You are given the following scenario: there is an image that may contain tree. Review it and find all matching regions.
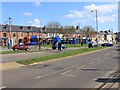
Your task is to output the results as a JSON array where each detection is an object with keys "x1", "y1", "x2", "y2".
[
  {"x1": 63, "y1": 25, "x2": 76, "y2": 34},
  {"x1": 82, "y1": 25, "x2": 95, "y2": 36},
  {"x1": 46, "y1": 21, "x2": 61, "y2": 33}
]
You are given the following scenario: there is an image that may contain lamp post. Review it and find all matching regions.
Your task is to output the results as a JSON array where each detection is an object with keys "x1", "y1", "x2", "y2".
[
  {"x1": 38, "y1": 28, "x2": 41, "y2": 51},
  {"x1": 91, "y1": 9, "x2": 99, "y2": 45},
  {"x1": 8, "y1": 17, "x2": 12, "y2": 49}
]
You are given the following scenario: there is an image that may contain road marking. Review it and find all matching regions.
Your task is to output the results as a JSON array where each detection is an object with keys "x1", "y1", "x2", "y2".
[
  {"x1": 34, "y1": 71, "x2": 60, "y2": 79},
  {"x1": 77, "y1": 65, "x2": 86, "y2": 69},
  {"x1": 95, "y1": 83, "x2": 104, "y2": 88},
  {"x1": 0, "y1": 86, "x2": 6, "y2": 89},
  {"x1": 89, "y1": 62, "x2": 95, "y2": 64},
  {"x1": 75, "y1": 65, "x2": 79, "y2": 67},
  {"x1": 94, "y1": 57, "x2": 101, "y2": 60},
  {"x1": 61, "y1": 70, "x2": 72, "y2": 74},
  {"x1": 113, "y1": 51, "x2": 116, "y2": 52},
  {"x1": 60, "y1": 70, "x2": 76, "y2": 77},
  {"x1": 34, "y1": 65, "x2": 78, "y2": 79},
  {"x1": 97, "y1": 59, "x2": 101, "y2": 61},
  {"x1": 61, "y1": 73, "x2": 76, "y2": 77},
  {"x1": 105, "y1": 53, "x2": 111, "y2": 56}
]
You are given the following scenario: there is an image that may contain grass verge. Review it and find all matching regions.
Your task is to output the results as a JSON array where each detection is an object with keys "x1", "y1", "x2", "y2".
[
  {"x1": 0, "y1": 50, "x2": 42, "y2": 54},
  {"x1": 17, "y1": 47, "x2": 107, "y2": 65}
]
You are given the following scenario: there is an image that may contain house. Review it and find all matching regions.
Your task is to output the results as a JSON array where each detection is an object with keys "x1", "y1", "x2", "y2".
[
  {"x1": 0, "y1": 24, "x2": 43, "y2": 46},
  {"x1": 98, "y1": 30, "x2": 116, "y2": 44}
]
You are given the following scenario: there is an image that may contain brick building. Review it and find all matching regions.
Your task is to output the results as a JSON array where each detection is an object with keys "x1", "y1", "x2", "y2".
[{"x1": 0, "y1": 24, "x2": 43, "y2": 46}]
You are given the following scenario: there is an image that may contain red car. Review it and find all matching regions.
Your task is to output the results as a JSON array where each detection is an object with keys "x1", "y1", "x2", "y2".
[{"x1": 12, "y1": 44, "x2": 30, "y2": 51}]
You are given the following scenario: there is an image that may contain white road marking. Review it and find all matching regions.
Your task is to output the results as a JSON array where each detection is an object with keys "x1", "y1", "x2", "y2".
[
  {"x1": 94, "y1": 57, "x2": 101, "y2": 60},
  {"x1": 0, "y1": 86, "x2": 6, "y2": 89},
  {"x1": 75, "y1": 65, "x2": 79, "y2": 67},
  {"x1": 60, "y1": 70, "x2": 76, "y2": 77},
  {"x1": 61, "y1": 73, "x2": 76, "y2": 77},
  {"x1": 61, "y1": 70, "x2": 72, "y2": 74},
  {"x1": 113, "y1": 51, "x2": 116, "y2": 52},
  {"x1": 97, "y1": 59, "x2": 101, "y2": 61},
  {"x1": 34, "y1": 65, "x2": 78, "y2": 79},
  {"x1": 105, "y1": 53, "x2": 111, "y2": 56},
  {"x1": 89, "y1": 62, "x2": 95, "y2": 64},
  {"x1": 34, "y1": 71, "x2": 60, "y2": 79},
  {"x1": 77, "y1": 65, "x2": 86, "y2": 69}
]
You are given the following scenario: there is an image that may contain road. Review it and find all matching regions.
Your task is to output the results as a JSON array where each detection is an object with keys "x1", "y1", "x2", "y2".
[
  {"x1": 1, "y1": 46, "x2": 119, "y2": 88},
  {"x1": 1, "y1": 47, "x2": 79, "y2": 63}
]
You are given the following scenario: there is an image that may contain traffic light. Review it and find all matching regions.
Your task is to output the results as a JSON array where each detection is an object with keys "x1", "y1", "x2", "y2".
[
  {"x1": 42, "y1": 26, "x2": 46, "y2": 30},
  {"x1": 76, "y1": 26, "x2": 79, "y2": 29}
]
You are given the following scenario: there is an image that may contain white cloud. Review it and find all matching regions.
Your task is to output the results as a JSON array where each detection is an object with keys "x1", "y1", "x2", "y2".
[
  {"x1": 65, "y1": 3, "x2": 117, "y2": 25},
  {"x1": 84, "y1": 4, "x2": 117, "y2": 15},
  {"x1": 23, "y1": 12, "x2": 32, "y2": 16},
  {"x1": 97, "y1": 15, "x2": 116, "y2": 23},
  {"x1": 65, "y1": 10, "x2": 85, "y2": 19},
  {"x1": 28, "y1": 18, "x2": 41, "y2": 27},
  {"x1": 34, "y1": 0, "x2": 42, "y2": 7}
]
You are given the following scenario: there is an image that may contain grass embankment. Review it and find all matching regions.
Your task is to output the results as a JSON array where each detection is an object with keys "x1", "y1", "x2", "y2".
[
  {"x1": 43, "y1": 44, "x2": 88, "y2": 48},
  {"x1": 17, "y1": 47, "x2": 107, "y2": 65},
  {"x1": 0, "y1": 50, "x2": 42, "y2": 54}
]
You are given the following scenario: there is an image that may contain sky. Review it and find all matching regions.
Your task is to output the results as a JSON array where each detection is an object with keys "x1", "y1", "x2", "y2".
[{"x1": 1, "y1": 1, "x2": 118, "y2": 32}]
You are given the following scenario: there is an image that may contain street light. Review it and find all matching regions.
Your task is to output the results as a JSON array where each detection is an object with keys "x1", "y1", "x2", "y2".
[
  {"x1": 8, "y1": 17, "x2": 12, "y2": 49},
  {"x1": 91, "y1": 9, "x2": 99, "y2": 45},
  {"x1": 38, "y1": 28, "x2": 41, "y2": 51},
  {"x1": 38, "y1": 22, "x2": 42, "y2": 51}
]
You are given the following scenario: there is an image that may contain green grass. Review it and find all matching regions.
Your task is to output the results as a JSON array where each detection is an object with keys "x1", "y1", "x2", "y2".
[
  {"x1": 42, "y1": 44, "x2": 88, "y2": 48},
  {"x1": 0, "y1": 50, "x2": 42, "y2": 54},
  {"x1": 17, "y1": 47, "x2": 107, "y2": 65}
]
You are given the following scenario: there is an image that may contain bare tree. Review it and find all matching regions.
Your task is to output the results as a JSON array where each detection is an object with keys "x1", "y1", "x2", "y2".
[
  {"x1": 63, "y1": 25, "x2": 76, "y2": 34},
  {"x1": 46, "y1": 21, "x2": 61, "y2": 33},
  {"x1": 82, "y1": 25, "x2": 95, "y2": 36}
]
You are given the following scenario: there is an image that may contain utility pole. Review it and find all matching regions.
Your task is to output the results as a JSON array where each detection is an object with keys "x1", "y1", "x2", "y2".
[
  {"x1": 8, "y1": 17, "x2": 12, "y2": 49},
  {"x1": 91, "y1": 9, "x2": 98, "y2": 46},
  {"x1": 38, "y1": 22, "x2": 41, "y2": 51}
]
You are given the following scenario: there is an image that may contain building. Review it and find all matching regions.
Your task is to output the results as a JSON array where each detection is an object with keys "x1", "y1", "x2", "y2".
[
  {"x1": 98, "y1": 30, "x2": 116, "y2": 44},
  {"x1": 0, "y1": 24, "x2": 43, "y2": 46}
]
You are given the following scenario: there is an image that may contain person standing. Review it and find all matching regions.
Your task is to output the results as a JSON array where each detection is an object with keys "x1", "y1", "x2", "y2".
[
  {"x1": 58, "y1": 41, "x2": 62, "y2": 51},
  {"x1": 56, "y1": 35, "x2": 62, "y2": 51}
]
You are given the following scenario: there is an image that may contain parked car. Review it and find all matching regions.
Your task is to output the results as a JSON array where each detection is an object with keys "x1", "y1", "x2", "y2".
[
  {"x1": 52, "y1": 42, "x2": 67, "y2": 50},
  {"x1": 101, "y1": 43, "x2": 114, "y2": 47},
  {"x1": 12, "y1": 44, "x2": 30, "y2": 51},
  {"x1": 92, "y1": 41, "x2": 98, "y2": 47}
]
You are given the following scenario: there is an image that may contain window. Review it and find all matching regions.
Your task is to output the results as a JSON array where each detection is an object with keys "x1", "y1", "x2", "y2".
[
  {"x1": 13, "y1": 33, "x2": 16, "y2": 37},
  {"x1": 3, "y1": 32, "x2": 6, "y2": 37},
  {"x1": 26, "y1": 32, "x2": 29, "y2": 36},
  {"x1": 20, "y1": 32, "x2": 23, "y2": 37}
]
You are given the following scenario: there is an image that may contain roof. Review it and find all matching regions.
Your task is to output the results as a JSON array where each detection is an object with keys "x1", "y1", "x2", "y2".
[
  {"x1": 99, "y1": 30, "x2": 113, "y2": 35},
  {"x1": 0, "y1": 24, "x2": 43, "y2": 32}
]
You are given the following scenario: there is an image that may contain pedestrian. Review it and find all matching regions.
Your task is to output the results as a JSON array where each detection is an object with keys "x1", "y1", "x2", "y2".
[{"x1": 58, "y1": 41, "x2": 62, "y2": 51}]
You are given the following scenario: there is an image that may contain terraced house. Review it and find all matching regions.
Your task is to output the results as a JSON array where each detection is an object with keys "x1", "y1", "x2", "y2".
[{"x1": 0, "y1": 24, "x2": 42, "y2": 46}]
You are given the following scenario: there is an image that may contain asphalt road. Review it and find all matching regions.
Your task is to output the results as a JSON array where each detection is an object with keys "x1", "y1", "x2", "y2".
[
  {"x1": 1, "y1": 46, "x2": 119, "y2": 88},
  {"x1": 1, "y1": 48, "x2": 79, "y2": 63}
]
